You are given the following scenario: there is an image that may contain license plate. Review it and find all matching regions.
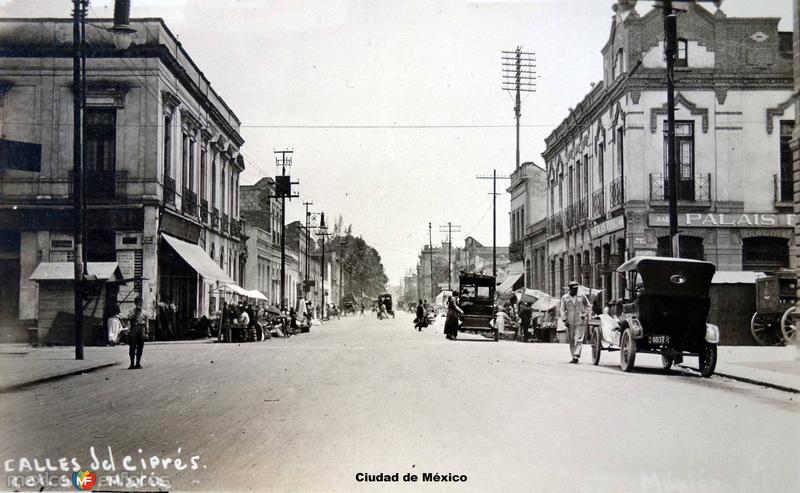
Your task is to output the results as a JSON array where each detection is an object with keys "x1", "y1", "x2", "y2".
[{"x1": 648, "y1": 335, "x2": 670, "y2": 345}]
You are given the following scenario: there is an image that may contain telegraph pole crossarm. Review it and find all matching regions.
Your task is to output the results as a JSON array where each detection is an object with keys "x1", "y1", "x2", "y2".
[
  {"x1": 476, "y1": 171, "x2": 511, "y2": 278},
  {"x1": 273, "y1": 149, "x2": 299, "y2": 311},
  {"x1": 439, "y1": 222, "x2": 461, "y2": 291}
]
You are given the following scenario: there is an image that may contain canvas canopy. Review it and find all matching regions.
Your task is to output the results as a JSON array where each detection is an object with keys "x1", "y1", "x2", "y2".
[
  {"x1": 162, "y1": 233, "x2": 234, "y2": 284},
  {"x1": 30, "y1": 262, "x2": 123, "y2": 282}
]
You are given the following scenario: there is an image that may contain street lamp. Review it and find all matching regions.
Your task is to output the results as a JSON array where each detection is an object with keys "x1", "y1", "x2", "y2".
[{"x1": 108, "y1": 0, "x2": 136, "y2": 50}]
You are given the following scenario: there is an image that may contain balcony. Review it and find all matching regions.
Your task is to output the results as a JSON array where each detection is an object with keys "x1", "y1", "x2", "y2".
[
  {"x1": 547, "y1": 212, "x2": 563, "y2": 237},
  {"x1": 564, "y1": 204, "x2": 576, "y2": 230},
  {"x1": 164, "y1": 175, "x2": 175, "y2": 205},
  {"x1": 774, "y1": 174, "x2": 793, "y2": 208},
  {"x1": 221, "y1": 213, "x2": 229, "y2": 235},
  {"x1": 577, "y1": 196, "x2": 588, "y2": 224},
  {"x1": 649, "y1": 173, "x2": 711, "y2": 205},
  {"x1": 610, "y1": 176, "x2": 625, "y2": 208},
  {"x1": 230, "y1": 218, "x2": 241, "y2": 237},
  {"x1": 211, "y1": 208, "x2": 220, "y2": 229},
  {"x1": 200, "y1": 199, "x2": 209, "y2": 224},
  {"x1": 70, "y1": 170, "x2": 128, "y2": 202},
  {"x1": 182, "y1": 188, "x2": 197, "y2": 216},
  {"x1": 591, "y1": 188, "x2": 605, "y2": 219},
  {"x1": 509, "y1": 240, "x2": 524, "y2": 262}
]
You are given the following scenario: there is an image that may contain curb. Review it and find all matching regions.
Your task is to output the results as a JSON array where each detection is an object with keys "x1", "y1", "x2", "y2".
[
  {"x1": 712, "y1": 370, "x2": 799, "y2": 394},
  {"x1": 0, "y1": 362, "x2": 118, "y2": 394}
]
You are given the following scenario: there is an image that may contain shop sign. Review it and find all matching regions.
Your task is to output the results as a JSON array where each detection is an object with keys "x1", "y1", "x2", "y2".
[
  {"x1": 590, "y1": 214, "x2": 625, "y2": 238},
  {"x1": 648, "y1": 213, "x2": 796, "y2": 228}
]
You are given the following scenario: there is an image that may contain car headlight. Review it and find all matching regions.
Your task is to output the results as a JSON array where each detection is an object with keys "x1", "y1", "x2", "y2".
[{"x1": 705, "y1": 323, "x2": 720, "y2": 344}]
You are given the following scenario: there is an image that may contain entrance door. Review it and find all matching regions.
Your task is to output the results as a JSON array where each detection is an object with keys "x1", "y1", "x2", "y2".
[
  {"x1": 663, "y1": 121, "x2": 695, "y2": 201},
  {"x1": 0, "y1": 231, "x2": 21, "y2": 325}
]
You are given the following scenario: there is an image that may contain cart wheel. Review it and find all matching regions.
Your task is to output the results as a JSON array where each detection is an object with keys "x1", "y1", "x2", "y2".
[
  {"x1": 661, "y1": 355, "x2": 674, "y2": 370},
  {"x1": 619, "y1": 328, "x2": 636, "y2": 372},
  {"x1": 591, "y1": 327, "x2": 601, "y2": 366},
  {"x1": 750, "y1": 312, "x2": 781, "y2": 346},
  {"x1": 699, "y1": 343, "x2": 717, "y2": 378},
  {"x1": 780, "y1": 307, "x2": 797, "y2": 345}
]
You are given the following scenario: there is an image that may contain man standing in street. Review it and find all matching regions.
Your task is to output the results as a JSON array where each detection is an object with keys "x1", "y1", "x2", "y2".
[
  {"x1": 560, "y1": 281, "x2": 591, "y2": 363},
  {"x1": 127, "y1": 296, "x2": 147, "y2": 369},
  {"x1": 519, "y1": 301, "x2": 533, "y2": 342}
]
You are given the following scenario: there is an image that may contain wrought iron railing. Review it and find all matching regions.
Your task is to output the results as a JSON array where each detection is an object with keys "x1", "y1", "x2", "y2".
[
  {"x1": 577, "y1": 196, "x2": 588, "y2": 223},
  {"x1": 592, "y1": 188, "x2": 605, "y2": 218},
  {"x1": 211, "y1": 208, "x2": 220, "y2": 229},
  {"x1": 164, "y1": 175, "x2": 176, "y2": 205},
  {"x1": 221, "y1": 213, "x2": 229, "y2": 234},
  {"x1": 71, "y1": 170, "x2": 128, "y2": 202},
  {"x1": 200, "y1": 199, "x2": 209, "y2": 223},
  {"x1": 547, "y1": 212, "x2": 563, "y2": 237},
  {"x1": 774, "y1": 174, "x2": 793, "y2": 203},
  {"x1": 649, "y1": 173, "x2": 711, "y2": 202},
  {"x1": 230, "y1": 218, "x2": 240, "y2": 237},
  {"x1": 564, "y1": 204, "x2": 576, "y2": 230},
  {"x1": 182, "y1": 188, "x2": 197, "y2": 215},
  {"x1": 610, "y1": 176, "x2": 625, "y2": 207}
]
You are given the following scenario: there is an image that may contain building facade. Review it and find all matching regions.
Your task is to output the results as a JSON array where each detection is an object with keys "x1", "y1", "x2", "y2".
[
  {"x1": 0, "y1": 19, "x2": 246, "y2": 335},
  {"x1": 241, "y1": 177, "x2": 283, "y2": 306},
  {"x1": 507, "y1": 161, "x2": 547, "y2": 289},
  {"x1": 543, "y1": 1, "x2": 795, "y2": 302}
]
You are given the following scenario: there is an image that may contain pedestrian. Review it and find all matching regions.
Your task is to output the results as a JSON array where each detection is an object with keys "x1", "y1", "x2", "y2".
[
  {"x1": 495, "y1": 306, "x2": 508, "y2": 334},
  {"x1": 560, "y1": 281, "x2": 591, "y2": 363},
  {"x1": 414, "y1": 299, "x2": 426, "y2": 331},
  {"x1": 519, "y1": 301, "x2": 533, "y2": 342},
  {"x1": 127, "y1": 296, "x2": 147, "y2": 369},
  {"x1": 444, "y1": 295, "x2": 463, "y2": 341}
]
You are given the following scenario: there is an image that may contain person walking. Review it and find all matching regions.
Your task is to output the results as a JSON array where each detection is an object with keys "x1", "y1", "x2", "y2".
[
  {"x1": 127, "y1": 296, "x2": 147, "y2": 369},
  {"x1": 519, "y1": 301, "x2": 533, "y2": 342},
  {"x1": 560, "y1": 281, "x2": 591, "y2": 363},
  {"x1": 414, "y1": 299, "x2": 426, "y2": 331},
  {"x1": 444, "y1": 295, "x2": 463, "y2": 341}
]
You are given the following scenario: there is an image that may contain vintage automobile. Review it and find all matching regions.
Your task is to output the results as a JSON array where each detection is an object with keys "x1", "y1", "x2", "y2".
[
  {"x1": 458, "y1": 273, "x2": 498, "y2": 342},
  {"x1": 342, "y1": 293, "x2": 357, "y2": 316},
  {"x1": 588, "y1": 256, "x2": 719, "y2": 377}
]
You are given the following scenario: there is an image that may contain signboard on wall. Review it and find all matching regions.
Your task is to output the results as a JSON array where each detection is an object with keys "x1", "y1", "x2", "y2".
[
  {"x1": 590, "y1": 215, "x2": 625, "y2": 238},
  {"x1": 649, "y1": 213, "x2": 796, "y2": 228}
]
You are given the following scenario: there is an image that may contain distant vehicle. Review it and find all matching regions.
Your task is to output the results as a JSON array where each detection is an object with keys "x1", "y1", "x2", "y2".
[
  {"x1": 589, "y1": 256, "x2": 719, "y2": 377},
  {"x1": 750, "y1": 270, "x2": 796, "y2": 345},
  {"x1": 457, "y1": 273, "x2": 498, "y2": 342},
  {"x1": 378, "y1": 293, "x2": 394, "y2": 318},
  {"x1": 342, "y1": 293, "x2": 357, "y2": 316}
]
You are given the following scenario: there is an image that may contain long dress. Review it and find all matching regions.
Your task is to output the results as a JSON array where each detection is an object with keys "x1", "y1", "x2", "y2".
[{"x1": 444, "y1": 301, "x2": 460, "y2": 338}]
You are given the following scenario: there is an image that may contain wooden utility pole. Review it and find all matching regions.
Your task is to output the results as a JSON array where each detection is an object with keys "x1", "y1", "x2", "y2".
[
  {"x1": 72, "y1": 0, "x2": 86, "y2": 360},
  {"x1": 477, "y1": 170, "x2": 511, "y2": 278},
  {"x1": 502, "y1": 47, "x2": 536, "y2": 169},
  {"x1": 439, "y1": 222, "x2": 461, "y2": 290},
  {"x1": 274, "y1": 149, "x2": 298, "y2": 310},
  {"x1": 428, "y1": 222, "x2": 434, "y2": 300}
]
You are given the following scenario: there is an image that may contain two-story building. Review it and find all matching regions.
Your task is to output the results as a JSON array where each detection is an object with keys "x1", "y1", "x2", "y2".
[
  {"x1": 241, "y1": 177, "x2": 283, "y2": 306},
  {"x1": 543, "y1": 1, "x2": 795, "y2": 302},
  {"x1": 0, "y1": 18, "x2": 247, "y2": 336},
  {"x1": 507, "y1": 161, "x2": 547, "y2": 289}
]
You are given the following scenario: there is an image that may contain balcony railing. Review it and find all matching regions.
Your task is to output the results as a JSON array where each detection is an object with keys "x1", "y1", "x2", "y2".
[
  {"x1": 221, "y1": 213, "x2": 229, "y2": 234},
  {"x1": 774, "y1": 174, "x2": 793, "y2": 204},
  {"x1": 230, "y1": 218, "x2": 241, "y2": 237},
  {"x1": 610, "y1": 176, "x2": 625, "y2": 208},
  {"x1": 564, "y1": 204, "x2": 575, "y2": 230},
  {"x1": 71, "y1": 170, "x2": 128, "y2": 202},
  {"x1": 182, "y1": 188, "x2": 197, "y2": 216},
  {"x1": 200, "y1": 199, "x2": 209, "y2": 224},
  {"x1": 211, "y1": 208, "x2": 220, "y2": 229},
  {"x1": 547, "y1": 212, "x2": 563, "y2": 237},
  {"x1": 577, "y1": 196, "x2": 588, "y2": 223},
  {"x1": 649, "y1": 173, "x2": 711, "y2": 203},
  {"x1": 164, "y1": 175, "x2": 176, "y2": 205},
  {"x1": 592, "y1": 188, "x2": 605, "y2": 218}
]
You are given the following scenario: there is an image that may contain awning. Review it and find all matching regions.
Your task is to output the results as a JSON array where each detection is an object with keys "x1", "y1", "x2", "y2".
[
  {"x1": 30, "y1": 262, "x2": 123, "y2": 282},
  {"x1": 162, "y1": 233, "x2": 233, "y2": 284},
  {"x1": 244, "y1": 289, "x2": 268, "y2": 301},
  {"x1": 712, "y1": 271, "x2": 765, "y2": 285},
  {"x1": 532, "y1": 296, "x2": 561, "y2": 312},
  {"x1": 497, "y1": 273, "x2": 524, "y2": 295},
  {"x1": 222, "y1": 284, "x2": 249, "y2": 296}
]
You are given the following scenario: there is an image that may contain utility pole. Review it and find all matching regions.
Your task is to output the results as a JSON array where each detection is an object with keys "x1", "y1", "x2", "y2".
[
  {"x1": 663, "y1": 0, "x2": 680, "y2": 257},
  {"x1": 439, "y1": 222, "x2": 461, "y2": 291},
  {"x1": 502, "y1": 47, "x2": 536, "y2": 169},
  {"x1": 428, "y1": 222, "x2": 434, "y2": 300},
  {"x1": 72, "y1": 0, "x2": 86, "y2": 360},
  {"x1": 274, "y1": 149, "x2": 298, "y2": 310},
  {"x1": 477, "y1": 170, "x2": 511, "y2": 278},
  {"x1": 317, "y1": 213, "x2": 331, "y2": 319},
  {"x1": 302, "y1": 201, "x2": 313, "y2": 295}
]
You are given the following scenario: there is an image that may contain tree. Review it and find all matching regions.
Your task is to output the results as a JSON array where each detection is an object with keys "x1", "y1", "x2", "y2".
[{"x1": 330, "y1": 232, "x2": 389, "y2": 299}]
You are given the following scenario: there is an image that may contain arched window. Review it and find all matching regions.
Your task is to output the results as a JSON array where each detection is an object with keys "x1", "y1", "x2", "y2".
[
  {"x1": 675, "y1": 38, "x2": 688, "y2": 67},
  {"x1": 742, "y1": 237, "x2": 789, "y2": 272}
]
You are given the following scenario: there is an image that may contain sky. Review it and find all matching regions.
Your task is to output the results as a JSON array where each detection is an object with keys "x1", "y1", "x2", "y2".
[{"x1": 0, "y1": 0, "x2": 793, "y2": 285}]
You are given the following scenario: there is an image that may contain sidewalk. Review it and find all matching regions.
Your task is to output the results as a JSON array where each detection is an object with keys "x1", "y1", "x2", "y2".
[
  {"x1": 713, "y1": 345, "x2": 800, "y2": 393},
  {"x1": 0, "y1": 344, "x2": 122, "y2": 393}
]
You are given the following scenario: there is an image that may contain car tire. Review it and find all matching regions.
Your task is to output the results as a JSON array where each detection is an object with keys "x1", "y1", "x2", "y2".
[
  {"x1": 591, "y1": 327, "x2": 601, "y2": 366},
  {"x1": 699, "y1": 343, "x2": 717, "y2": 378},
  {"x1": 661, "y1": 354, "x2": 674, "y2": 370},
  {"x1": 620, "y1": 328, "x2": 636, "y2": 372}
]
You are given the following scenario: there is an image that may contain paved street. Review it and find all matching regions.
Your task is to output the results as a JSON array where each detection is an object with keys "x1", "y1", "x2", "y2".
[{"x1": 1, "y1": 313, "x2": 798, "y2": 493}]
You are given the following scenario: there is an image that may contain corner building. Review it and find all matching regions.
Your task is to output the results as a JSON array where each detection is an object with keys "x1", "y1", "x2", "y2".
[{"x1": 543, "y1": 1, "x2": 796, "y2": 302}]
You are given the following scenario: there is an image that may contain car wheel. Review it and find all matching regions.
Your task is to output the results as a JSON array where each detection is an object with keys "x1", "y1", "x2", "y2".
[
  {"x1": 699, "y1": 343, "x2": 717, "y2": 378},
  {"x1": 591, "y1": 327, "x2": 601, "y2": 366},
  {"x1": 661, "y1": 354, "x2": 673, "y2": 370},
  {"x1": 620, "y1": 328, "x2": 636, "y2": 372}
]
